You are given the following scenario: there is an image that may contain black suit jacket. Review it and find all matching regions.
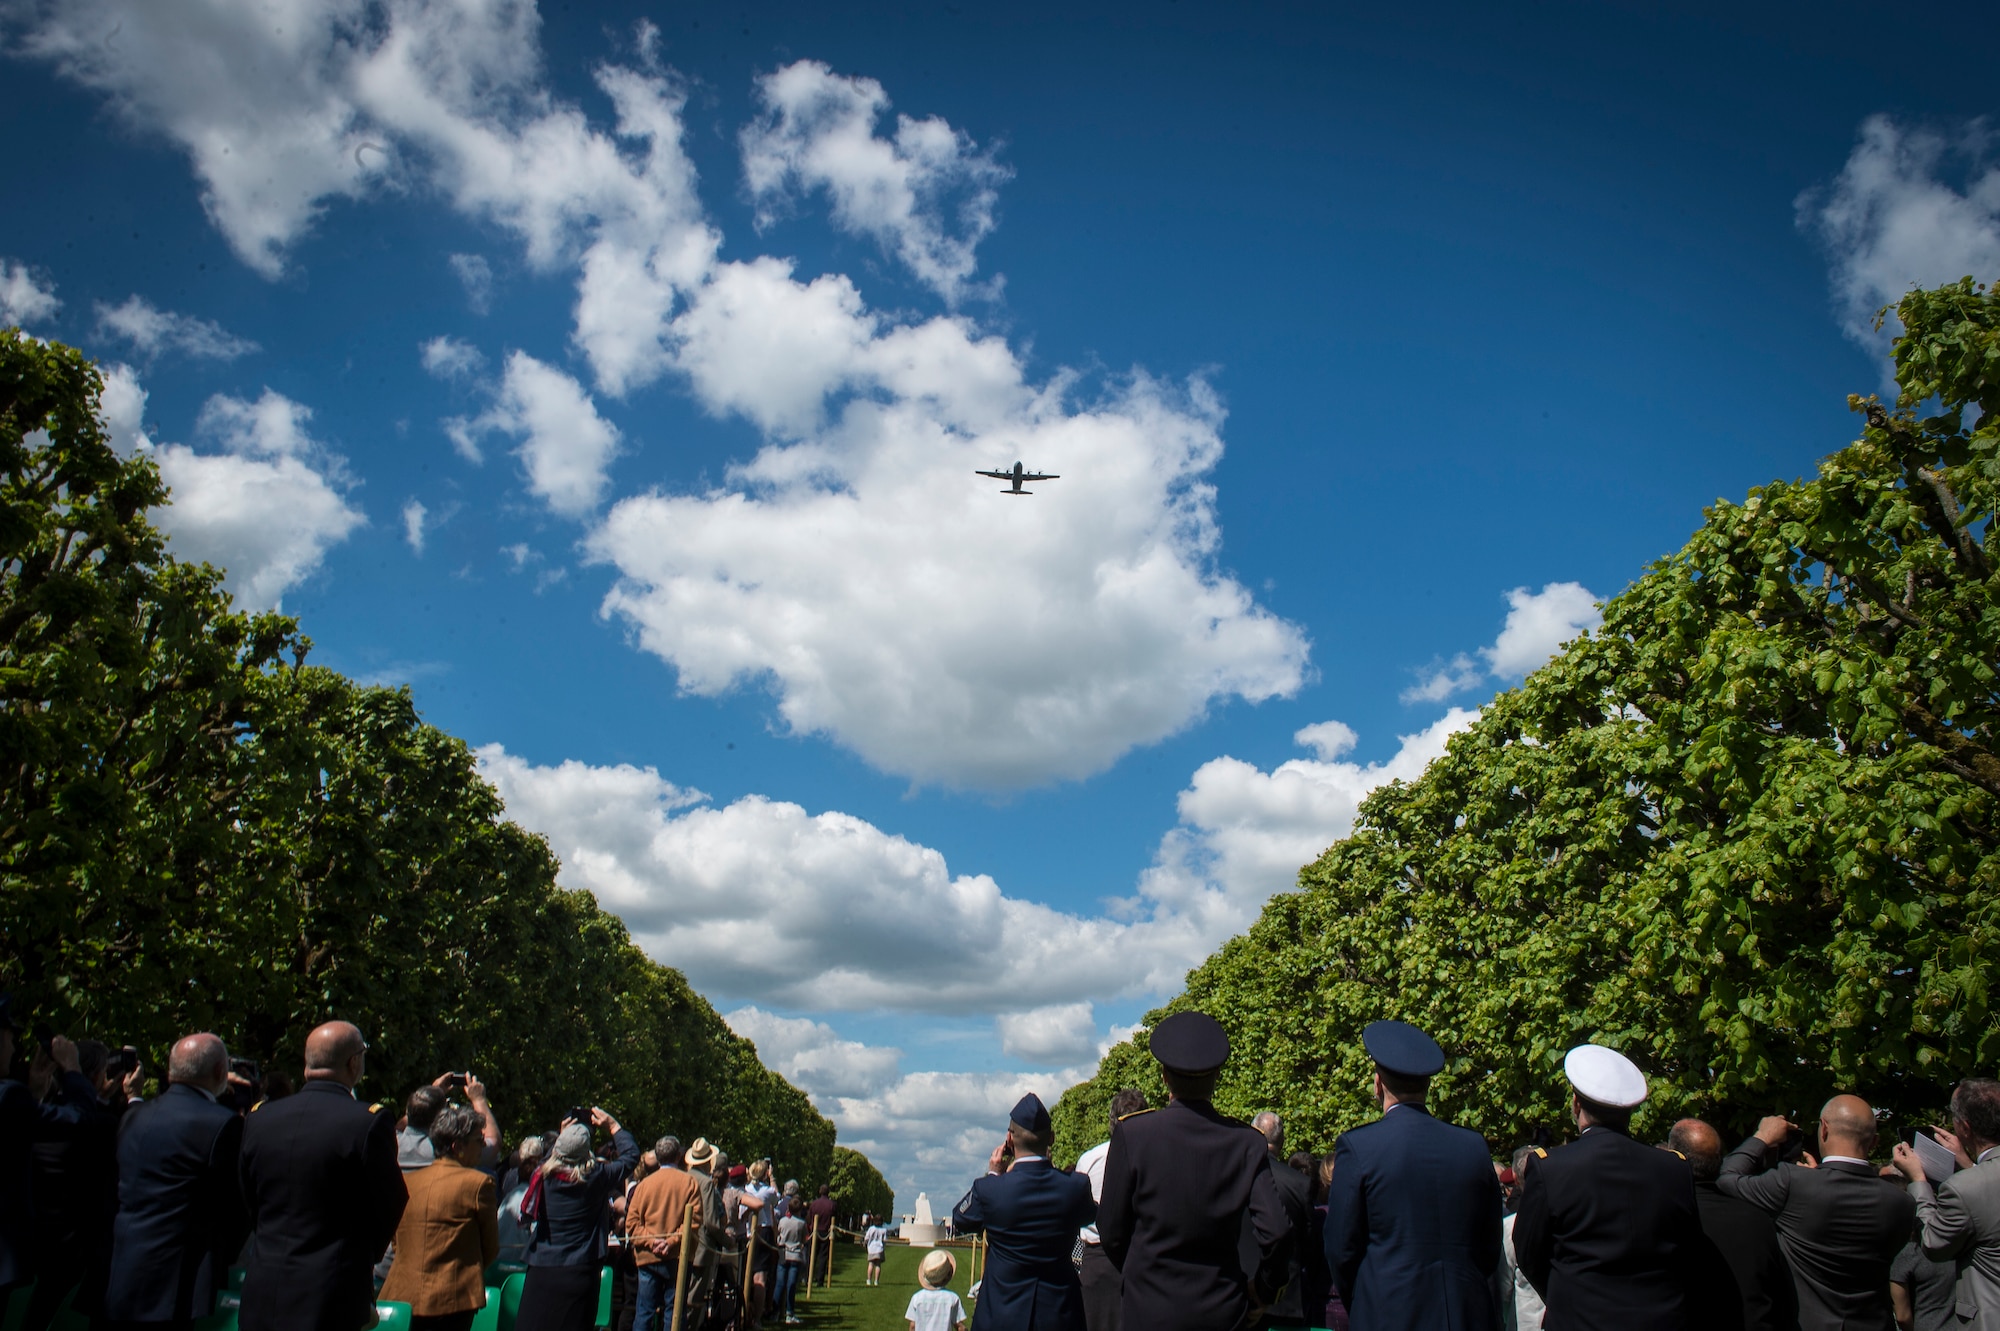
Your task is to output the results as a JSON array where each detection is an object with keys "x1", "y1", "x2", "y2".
[
  {"x1": 951, "y1": 1157, "x2": 1096, "y2": 1331},
  {"x1": 0, "y1": 1070, "x2": 103, "y2": 1290},
  {"x1": 238, "y1": 1080, "x2": 407, "y2": 1331},
  {"x1": 1097, "y1": 1099, "x2": 1291, "y2": 1331},
  {"x1": 104, "y1": 1083, "x2": 249, "y2": 1323},
  {"x1": 1260, "y1": 1154, "x2": 1312, "y2": 1320},
  {"x1": 1513, "y1": 1126, "x2": 1703, "y2": 1331},
  {"x1": 1715, "y1": 1140, "x2": 1913, "y2": 1331},
  {"x1": 1325, "y1": 1104, "x2": 1502, "y2": 1331},
  {"x1": 1691, "y1": 1179, "x2": 1797, "y2": 1331}
]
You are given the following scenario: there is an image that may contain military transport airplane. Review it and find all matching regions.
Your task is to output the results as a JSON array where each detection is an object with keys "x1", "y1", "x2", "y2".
[{"x1": 976, "y1": 462, "x2": 1060, "y2": 494}]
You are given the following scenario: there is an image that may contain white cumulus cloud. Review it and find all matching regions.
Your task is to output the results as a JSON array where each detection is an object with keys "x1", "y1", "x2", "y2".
[
  {"x1": 94, "y1": 295, "x2": 257, "y2": 361},
  {"x1": 995, "y1": 1002, "x2": 1103, "y2": 1067},
  {"x1": 420, "y1": 335, "x2": 485, "y2": 380},
  {"x1": 1403, "y1": 582, "x2": 1599, "y2": 703},
  {"x1": 1138, "y1": 709, "x2": 1478, "y2": 914},
  {"x1": 402, "y1": 498, "x2": 427, "y2": 554},
  {"x1": 723, "y1": 1008, "x2": 904, "y2": 1103},
  {"x1": 741, "y1": 59, "x2": 1009, "y2": 303},
  {"x1": 1800, "y1": 115, "x2": 2000, "y2": 354},
  {"x1": 103, "y1": 376, "x2": 367, "y2": 610},
  {"x1": 593, "y1": 262, "x2": 1305, "y2": 789},
  {"x1": 0, "y1": 259, "x2": 59, "y2": 327},
  {"x1": 449, "y1": 252, "x2": 494, "y2": 313},
  {"x1": 449, "y1": 351, "x2": 622, "y2": 517}
]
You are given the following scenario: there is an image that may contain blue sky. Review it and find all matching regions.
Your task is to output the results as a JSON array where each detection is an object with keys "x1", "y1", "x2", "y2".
[{"x1": 5, "y1": 0, "x2": 1998, "y2": 1204}]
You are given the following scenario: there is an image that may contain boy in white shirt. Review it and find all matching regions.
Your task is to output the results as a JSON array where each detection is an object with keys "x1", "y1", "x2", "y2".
[{"x1": 906, "y1": 1250, "x2": 965, "y2": 1331}]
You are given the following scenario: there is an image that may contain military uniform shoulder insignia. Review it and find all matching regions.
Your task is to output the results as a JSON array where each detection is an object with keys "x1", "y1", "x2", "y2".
[
  {"x1": 250, "y1": 1099, "x2": 264, "y2": 1112},
  {"x1": 368, "y1": 1103, "x2": 383, "y2": 1113},
  {"x1": 1665, "y1": 1148, "x2": 1686, "y2": 1161},
  {"x1": 1529, "y1": 1146, "x2": 1546, "y2": 1159},
  {"x1": 1115, "y1": 1108, "x2": 1156, "y2": 1122}
]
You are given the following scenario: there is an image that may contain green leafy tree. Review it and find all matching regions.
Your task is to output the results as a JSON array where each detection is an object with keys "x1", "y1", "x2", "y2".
[
  {"x1": 826, "y1": 1144, "x2": 895, "y2": 1224},
  {"x1": 1056, "y1": 277, "x2": 2000, "y2": 1161},
  {"x1": 0, "y1": 331, "x2": 832, "y2": 1185}
]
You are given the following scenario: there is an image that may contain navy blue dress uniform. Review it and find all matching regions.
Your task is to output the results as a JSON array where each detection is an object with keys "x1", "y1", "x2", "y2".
[
  {"x1": 237, "y1": 1078, "x2": 408, "y2": 1331},
  {"x1": 0, "y1": 998, "x2": 106, "y2": 1295},
  {"x1": 103, "y1": 1081, "x2": 252, "y2": 1326},
  {"x1": 1324, "y1": 1020, "x2": 1502, "y2": 1331},
  {"x1": 1096, "y1": 1013, "x2": 1291, "y2": 1331},
  {"x1": 1511, "y1": 1045, "x2": 1703, "y2": 1331},
  {"x1": 950, "y1": 1094, "x2": 1097, "y2": 1331}
]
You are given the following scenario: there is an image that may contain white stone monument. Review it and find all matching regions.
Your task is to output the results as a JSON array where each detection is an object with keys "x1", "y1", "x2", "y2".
[{"x1": 900, "y1": 1191, "x2": 949, "y2": 1248}]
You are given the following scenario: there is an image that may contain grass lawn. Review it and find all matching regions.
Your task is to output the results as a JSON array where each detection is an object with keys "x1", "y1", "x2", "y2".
[{"x1": 785, "y1": 1240, "x2": 985, "y2": 1330}]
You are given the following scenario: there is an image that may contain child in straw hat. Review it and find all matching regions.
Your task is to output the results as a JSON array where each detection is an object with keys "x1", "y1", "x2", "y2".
[{"x1": 905, "y1": 1250, "x2": 965, "y2": 1331}]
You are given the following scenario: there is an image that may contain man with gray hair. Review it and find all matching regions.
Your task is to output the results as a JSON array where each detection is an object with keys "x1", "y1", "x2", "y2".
[
  {"x1": 102, "y1": 1033, "x2": 251, "y2": 1329},
  {"x1": 1891, "y1": 1076, "x2": 2000, "y2": 1331}
]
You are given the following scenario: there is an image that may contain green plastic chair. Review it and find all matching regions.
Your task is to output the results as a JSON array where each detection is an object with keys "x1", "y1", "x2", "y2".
[
  {"x1": 470, "y1": 1287, "x2": 503, "y2": 1331},
  {"x1": 495, "y1": 1272, "x2": 527, "y2": 1331},
  {"x1": 191, "y1": 1290, "x2": 240, "y2": 1331},
  {"x1": 373, "y1": 1302, "x2": 414, "y2": 1331},
  {"x1": 594, "y1": 1266, "x2": 612, "y2": 1328}
]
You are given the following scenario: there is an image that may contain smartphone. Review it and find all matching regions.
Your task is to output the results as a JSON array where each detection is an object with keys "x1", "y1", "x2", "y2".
[
  {"x1": 568, "y1": 1105, "x2": 592, "y2": 1127},
  {"x1": 441, "y1": 1071, "x2": 469, "y2": 1092},
  {"x1": 229, "y1": 1057, "x2": 261, "y2": 1082}
]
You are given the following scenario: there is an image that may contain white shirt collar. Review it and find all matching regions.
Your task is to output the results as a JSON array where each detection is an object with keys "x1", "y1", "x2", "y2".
[
  {"x1": 1010, "y1": 1154, "x2": 1046, "y2": 1166},
  {"x1": 1819, "y1": 1154, "x2": 1870, "y2": 1167},
  {"x1": 1978, "y1": 1145, "x2": 2000, "y2": 1166}
]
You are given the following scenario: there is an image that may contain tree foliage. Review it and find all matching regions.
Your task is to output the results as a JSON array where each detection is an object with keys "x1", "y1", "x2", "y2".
[
  {"x1": 1055, "y1": 277, "x2": 2000, "y2": 1162},
  {"x1": 826, "y1": 1144, "x2": 896, "y2": 1224},
  {"x1": 0, "y1": 331, "x2": 838, "y2": 1187}
]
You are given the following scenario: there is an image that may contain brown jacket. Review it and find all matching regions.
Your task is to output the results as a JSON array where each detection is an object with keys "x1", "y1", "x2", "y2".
[
  {"x1": 378, "y1": 1157, "x2": 499, "y2": 1315},
  {"x1": 627, "y1": 1167, "x2": 702, "y2": 1268}
]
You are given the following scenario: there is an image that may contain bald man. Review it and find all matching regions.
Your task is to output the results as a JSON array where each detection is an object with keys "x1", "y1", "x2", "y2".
[
  {"x1": 103, "y1": 1033, "x2": 250, "y2": 1329},
  {"x1": 1717, "y1": 1096, "x2": 1914, "y2": 1331},
  {"x1": 238, "y1": 1022, "x2": 407, "y2": 1331},
  {"x1": 1665, "y1": 1119, "x2": 1794, "y2": 1331}
]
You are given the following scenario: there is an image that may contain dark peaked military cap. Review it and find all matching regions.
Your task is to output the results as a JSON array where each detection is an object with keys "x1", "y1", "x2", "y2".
[
  {"x1": 1010, "y1": 1092, "x2": 1052, "y2": 1136},
  {"x1": 1148, "y1": 1011, "x2": 1230, "y2": 1076},
  {"x1": 1361, "y1": 1019, "x2": 1446, "y2": 1077}
]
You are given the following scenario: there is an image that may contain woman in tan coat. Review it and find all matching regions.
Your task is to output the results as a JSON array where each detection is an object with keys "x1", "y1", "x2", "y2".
[{"x1": 380, "y1": 1104, "x2": 500, "y2": 1331}]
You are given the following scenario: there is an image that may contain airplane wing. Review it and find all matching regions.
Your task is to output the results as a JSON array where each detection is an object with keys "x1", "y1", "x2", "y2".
[
  {"x1": 974, "y1": 470, "x2": 1012, "y2": 480},
  {"x1": 1018, "y1": 472, "x2": 1059, "y2": 482}
]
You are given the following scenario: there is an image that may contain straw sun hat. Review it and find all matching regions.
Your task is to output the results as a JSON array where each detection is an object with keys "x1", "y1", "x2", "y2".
[{"x1": 919, "y1": 1250, "x2": 955, "y2": 1289}]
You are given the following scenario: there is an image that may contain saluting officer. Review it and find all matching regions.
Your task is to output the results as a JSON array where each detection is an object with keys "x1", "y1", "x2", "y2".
[
  {"x1": 1096, "y1": 1012, "x2": 1290, "y2": 1331},
  {"x1": 950, "y1": 1092, "x2": 1096, "y2": 1331},
  {"x1": 1511, "y1": 1044, "x2": 1702, "y2": 1331},
  {"x1": 238, "y1": 1021, "x2": 408, "y2": 1331},
  {"x1": 1324, "y1": 1020, "x2": 1502, "y2": 1330}
]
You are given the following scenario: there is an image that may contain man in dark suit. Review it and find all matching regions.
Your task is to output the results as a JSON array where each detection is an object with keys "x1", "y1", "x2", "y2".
[
  {"x1": 1250, "y1": 1112, "x2": 1312, "y2": 1329},
  {"x1": 1665, "y1": 1119, "x2": 1796, "y2": 1331},
  {"x1": 102, "y1": 1032, "x2": 251, "y2": 1330},
  {"x1": 1097, "y1": 1012, "x2": 1291, "y2": 1331},
  {"x1": 0, "y1": 997, "x2": 103, "y2": 1306},
  {"x1": 1513, "y1": 1044, "x2": 1703, "y2": 1331},
  {"x1": 237, "y1": 1021, "x2": 407, "y2": 1331},
  {"x1": 1324, "y1": 1020, "x2": 1502, "y2": 1331},
  {"x1": 23, "y1": 1038, "x2": 126, "y2": 1331},
  {"x1": 951, "y1": 1092, "x2": 1096, "y2": 1331},
  {"x1": 1716, "y1": 1095, "x2": 1914, "y2": 1331}
]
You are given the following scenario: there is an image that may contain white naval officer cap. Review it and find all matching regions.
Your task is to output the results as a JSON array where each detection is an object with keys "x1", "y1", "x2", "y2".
[{"x1": 1563, "y1": 1044, "x2": 1648, "y2": 1108}]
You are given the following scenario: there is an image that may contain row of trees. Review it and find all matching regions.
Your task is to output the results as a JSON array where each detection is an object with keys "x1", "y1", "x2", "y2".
[
  {"x1": 0, "y1": 332, "x2": 850, "y2": 1192},
  {"x1": 827, "y1": 1145, "x2": 896, "y2": 1223},
  {"x1": 1055, "y1": 277, "x2": 2000, "y2": 1162}
]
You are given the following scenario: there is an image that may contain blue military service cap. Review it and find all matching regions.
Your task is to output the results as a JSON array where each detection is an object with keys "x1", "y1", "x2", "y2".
[
  {"x1": 1148, "y1": 1011, "x2": 1230, "y2": 1076},
  {"x1": 1362, "y1": 1020, "x2": 1446, "y2": 1078},
  {"x1": 1010, "y1": 1092, "x2": 1052, "y2": 1136}
]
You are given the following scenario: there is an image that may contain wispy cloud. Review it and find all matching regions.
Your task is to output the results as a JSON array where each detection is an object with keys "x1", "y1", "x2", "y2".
[{"x1": 95, "y1": 295, "x2": 257, "y2": 361}]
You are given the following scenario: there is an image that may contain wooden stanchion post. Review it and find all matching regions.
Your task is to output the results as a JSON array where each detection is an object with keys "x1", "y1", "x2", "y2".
[
  {"x1": 741, "y1": 1224, "x2": 757, "y2": 1326},
  {"x1": 803, "y1": 1224, "x2": 816, "y2": 1302},
  {"x1": 669, "y1": 1200, "x2": 695, "y2": 1331}
]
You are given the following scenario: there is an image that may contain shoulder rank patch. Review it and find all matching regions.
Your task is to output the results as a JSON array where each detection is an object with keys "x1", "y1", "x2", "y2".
[
  {"x1": 1115, "y1": 1108, "x2": 1156, "y2": 1123},
  {"x1": 250, "y1": 1099, "x2": 264, "y2": 1112},
  {"x1": 1530, "y1": 1146, "x2": 1546, "y2": 1159},
  {"x1": 1665, "y1": 1148, "x2": 1686, "y2": 1161},
  {"x1": 369, "y1": 1103, "x2": 383, "y2": 1113}
]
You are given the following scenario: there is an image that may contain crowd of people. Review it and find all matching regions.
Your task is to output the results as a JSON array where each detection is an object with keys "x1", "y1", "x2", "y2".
[
  {"x1": 0, "y1": 1001, "x2": 854, "y2": 1331},
  {"x1": 951, "y1": 1012, "x2": 1999, "y2": 1331},
  {"x1": 10, "y1": 990, "x2": 2000, "y2": 1331}
]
